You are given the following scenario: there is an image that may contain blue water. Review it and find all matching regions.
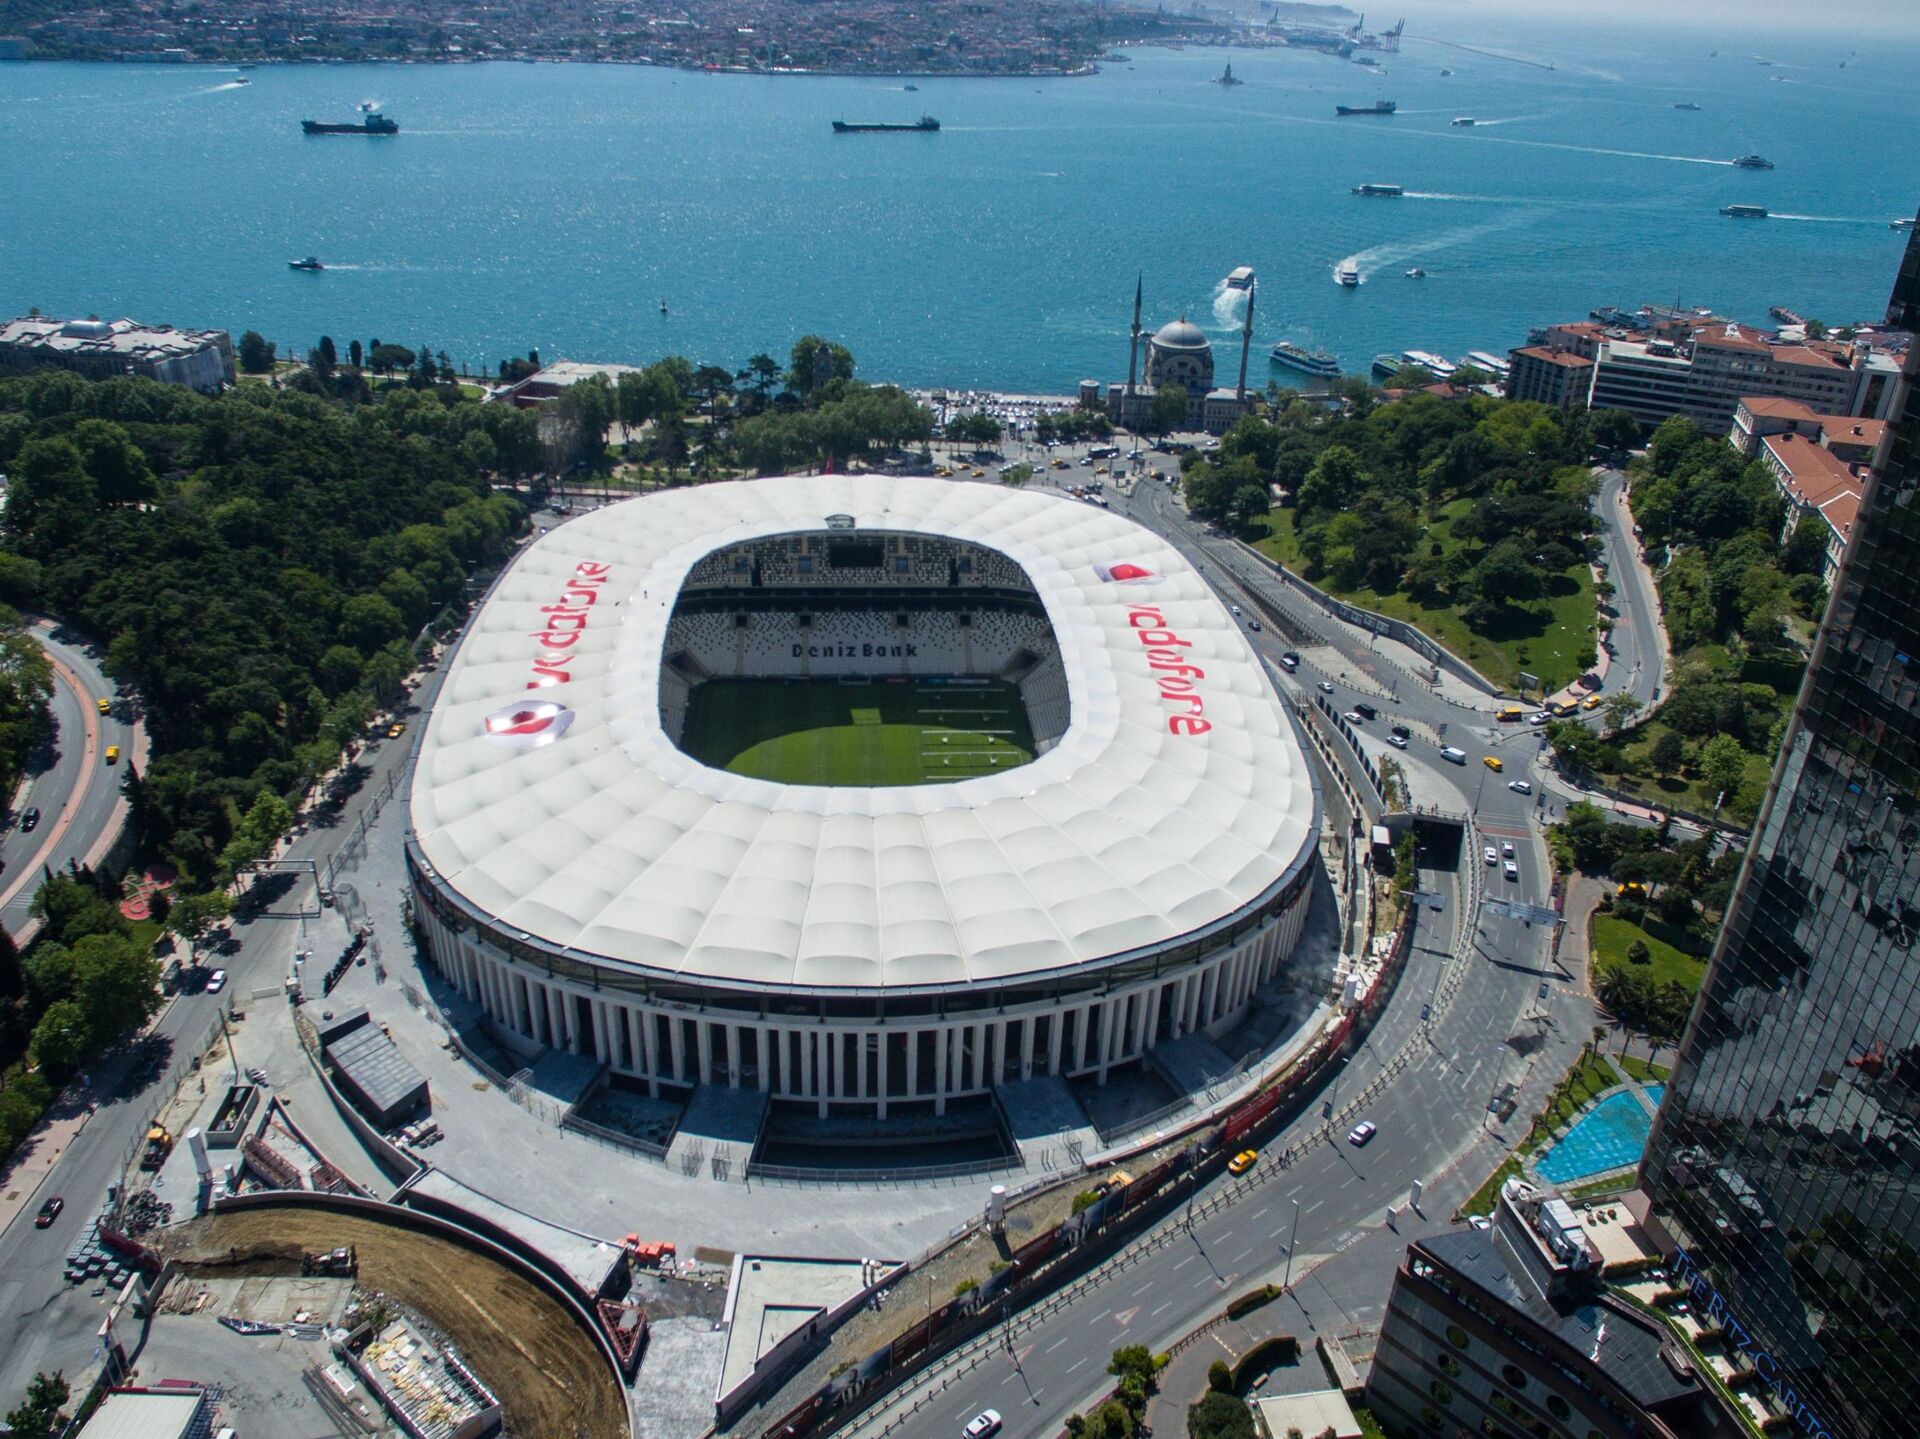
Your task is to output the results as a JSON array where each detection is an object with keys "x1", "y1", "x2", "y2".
[
  {"x1": 2, "y1": 11, "x2": 1917, "y2": 390},
  {"x1": 1537, "y1": 1084, "x2": 1665, "y2": 1184}
]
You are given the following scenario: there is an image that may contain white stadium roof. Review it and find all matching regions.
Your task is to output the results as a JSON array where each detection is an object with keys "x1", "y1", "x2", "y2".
[{"x1": 408, "y1": 476, "x2": 1317, "y2": 994}]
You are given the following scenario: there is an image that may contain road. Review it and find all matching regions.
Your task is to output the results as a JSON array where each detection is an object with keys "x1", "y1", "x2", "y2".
[
  {"x1": 0, "y1": 656, "x2": 448, "y2": 1410},
  {"x1": 1592, "y1": 467, "x2": 1668, "y2": 714},
  {"x1": 0, "y1": 621, "x2": 133, "y2": 939},
  {"x1": 804, "y1": 465, "x2": 1587, "y2": 1439}
]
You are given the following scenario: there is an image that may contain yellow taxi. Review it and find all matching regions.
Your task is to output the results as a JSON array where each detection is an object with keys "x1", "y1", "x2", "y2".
[
  {"x1": 387, "y1": 721, "x2": 407, "y2": 739},
  {"x1": 1582, "y1": 693, "x2": 1603, "y2": 711},
  {"x1": 96, "y1": 697, "x2": 111, "y2": 715},
  {"x1": 1228, "y1": 1148, "x2": 1259, "y2": 1176},
  {"x1": 1483, "y1": 756, "x2": 1503, "y2": 771},
  {"x1": 971, "y1": 468, "x2": 985, "y2": 478},
  {"x1": 105, "y1": 745, "x2": 120, "y2": 764}
]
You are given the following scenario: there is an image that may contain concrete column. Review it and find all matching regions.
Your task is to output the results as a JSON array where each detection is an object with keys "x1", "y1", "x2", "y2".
[
  {"x1": 905, "y1": 1030, "x2": 919, "y2": 1102},
  {"x1": 934, "y1": 1027, "x2": 950, "y2": 1115},
  {"x1": 834, "y1": 1032, "x2": 848, "y2": 1104},
  {"x1": 667, "y1": 1015, "x2": 685, "y2": 1084},
  {"x1": 1021, "y1": 1018, "x2": 1036, "y2": 1080},
  {"x1": 971, "y1": 1024, "x2": 988, "y2": 1090},
  {"x1": 510, "y1": 972, "x2": 530, "y2": 1036},
  {"x1": 800, "y1": 1028, "x2": 815, "y2": 1099},
  {"x1": 1095, "y1": 1001, "x2": 1116, "y2": 1082},
  {"x1": 539, "y1": 984, "x2": 560, "y2": 1049},
  {"x1": 1131, "y1": 989, "x2": 1151, "y2": 1057},
  {"x1": 1074, "y1": 1005, "x2": 1092, "y2": 1072},
  {"x1": 697, "y1": 1022, "x2": 714, "y2": 1087},
  {"x1": 1142, "y1": 984, "x2": 1162, "y2": 1054},
  {"x1": 877, "y1": 1032, "x2": 889, "y2": 1118},
  {"x1": 777, "y1": 1027, "x2": 792, "y2": 1097},
  {"x1": 947, "y1": 1025, "x2": 964, "y2": 1095},
  {"x1": 591, "y1": 1001, "x2": 611, "y2": 1064},
  {"x1": 479, "y1": 963, "x2": 501, "y2": 1026},
  {"x1": 1047, "y1": 1012, "x2": 1065, "y2": 1075}
]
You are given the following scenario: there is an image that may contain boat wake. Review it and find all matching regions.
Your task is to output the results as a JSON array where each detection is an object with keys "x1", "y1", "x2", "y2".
[
  {"x1": 1209, "y1": 281, "x2": 1249, "y2": 329},
  {"x1": 1335, "y1": 209, "x2": 1542, "y2": 284},
  {"x1": 1770, "y1": 213, "x2": 1880, "y2": 225},
  {"x1": 1452, "y1": 130, "x2": 1734, "y2": 166}
]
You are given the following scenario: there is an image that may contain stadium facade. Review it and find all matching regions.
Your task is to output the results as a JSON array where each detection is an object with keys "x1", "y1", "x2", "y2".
[{"x1": 407, "y1": 476, "x2": 1320, "y2": 1119}]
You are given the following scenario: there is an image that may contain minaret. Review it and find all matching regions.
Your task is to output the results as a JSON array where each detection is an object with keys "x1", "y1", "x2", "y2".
[
  {"x1": 1236, "y1": 276, "x2": 1256, "y2": 400},
  {"x1": 1126, "y1": 273, "x2": 1142, "y2": 395}
]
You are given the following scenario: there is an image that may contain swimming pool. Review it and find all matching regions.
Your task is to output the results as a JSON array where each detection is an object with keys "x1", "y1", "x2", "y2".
[{"x1": 1536, "y1": 1086, "x2": 1665, "y2": 1184}]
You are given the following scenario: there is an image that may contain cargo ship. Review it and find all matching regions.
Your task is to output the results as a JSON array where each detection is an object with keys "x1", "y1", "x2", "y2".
[
  {"x1": 1269, "y1": 341, "x2": 1340, "y2": 378},
  {"x1": 1336, "y1": 99, "x2": 1397, "y2": 116},
  {"x1": 832, "y1": 116, "x2": 940, "y2": 133},
  {"x1": 1352, "y1": 183, "x2": 1403, "y2": 197},
  {"x1": 302, "y1": 104, "x2": 398, "y2": 135}
]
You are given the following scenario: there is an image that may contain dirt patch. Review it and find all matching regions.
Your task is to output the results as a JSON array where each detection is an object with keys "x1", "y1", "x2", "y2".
[{"x1": 163, "y1": 1208, "x2": 627, "y2": 1439}]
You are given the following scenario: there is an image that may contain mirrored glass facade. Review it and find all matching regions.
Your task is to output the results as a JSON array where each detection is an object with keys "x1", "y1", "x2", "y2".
[{"x1": 1641, "y1": 228, "x2": 1920, "y2": 1439}]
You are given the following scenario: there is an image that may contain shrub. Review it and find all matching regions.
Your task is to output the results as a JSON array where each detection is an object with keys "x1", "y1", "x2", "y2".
[
  {"x1": 1072, "y1": 1189, "x2": 1102, "y2": 1214},
  {"x1": 1627, "y1": 939, "x2": 1652, "y2": 966},
  {"x1": 1186, "y1": 1392, "x2": 1254, "y2": 1439},
  {"x1": 1224, "y1": 1284, "x2": 1281, "y2": 1320},
  {"x1": 1207, "y1": 1359, "x2": 1233, "y2": 1394}
]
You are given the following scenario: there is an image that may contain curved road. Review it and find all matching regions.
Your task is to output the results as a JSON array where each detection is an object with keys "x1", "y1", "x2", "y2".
[{"x1": 0, "y1": 621, "x2": 134, "y2": 940}]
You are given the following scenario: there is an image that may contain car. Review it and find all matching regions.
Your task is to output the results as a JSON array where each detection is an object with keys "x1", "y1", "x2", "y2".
[
  {"x1": 1343, "y1": 711, "x2": 1366, "y2": 725},
  {"x1": 1508, "y1": 779, "x2": 1533, "y2": 795},
  {"x1": 1528, "y1": 711, "x2": 1551, "y2": 727},
  {"x1": 1280, "y1": 651, "x2": 1300, "y2": 667},
  {"x1": 1347, "y1": 1121, "x2": 1378, "y2": 1147},
  {"x1": 1247, "y1": 619, "x2": 1261, "y2": 632},
  {"x1": 1352, "y1": 702, "x2": 1378, "y2": 721},
  {"x1": 1229, "y1": 604, "x2": 1242, "y2": 616},
  {"x1": 1501, "y1": 841, "x2": 1515, "y2": 858},
  {"x1": 1317, "y1": 681, "x2": 1335, "y2": 695},
  {"x1": 1389, "y1": 724, "x2": 1411, "y2": 740},
  {"x1": 1388, "y1": 733, "x2": 1408, "y2": 749},
  {"x1": 104, "y1": 745, "x2": 120, "y2": 764},
  {"x1": 96, "y1": 697, "x2": 111, "y2": 715},
  {"x1": 1582, "y1": 694, "x2": 1603, "y2": 711},
  {"x1": 19, "y1": 806, "x2": 40, "y2": 833},
  {"x1": 1484, "y1": 846, "x2": 1498, "y2": 866},
  {"x1": 387, "y1": 722, "x2": 407, "y2": 739},
  {"x1": 1228, "y1": 1148, "x2": 1259, "y2": 1175},
  {"x1": 205, "y1": 969, "x2": 228, "y2": 994},
  {"x1": 964, "y1": 1411, "x2": 1004, "y2": 1439},
  {"x1": 1483, "y1": 756, "x2": 1503, "y2": 772},
  {"x1": 1503, "y1": 861, "x2": 1519, "y2": 881},
  {"x1": 35, "y1": 1196, "x2": 63, "y2": 1228},
  {"x1": 1466, "y1": 1213, "x2": 1492, "y2": 1230}
]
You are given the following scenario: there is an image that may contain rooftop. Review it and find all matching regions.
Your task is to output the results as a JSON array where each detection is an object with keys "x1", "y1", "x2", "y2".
[
  {"x1": 0, "y1": 314, "x2": 228, "y2": 361},
  {"x1": 1513, "y1": 345, "x2": 1594, "y2": 369},
  {"x1": 77, "y1": 1388, "x2": 208, "y2": 1439},
  {"x1": 1763, "y1": 433, "x2": 1864, "y2": 536}
]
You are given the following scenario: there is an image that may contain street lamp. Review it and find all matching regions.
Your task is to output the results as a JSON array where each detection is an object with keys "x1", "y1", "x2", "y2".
[{"x1": 1281, "y1": 1196, "x2": 1302, "y2": 1292}]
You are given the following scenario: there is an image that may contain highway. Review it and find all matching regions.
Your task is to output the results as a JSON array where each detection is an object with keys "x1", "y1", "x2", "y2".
[
  {"x1": 0, "y1": 621, "x2": 133, "y2": 939},
  {"x1": 822, "y1": 466, "x2": 1585, "y2": 1439}
]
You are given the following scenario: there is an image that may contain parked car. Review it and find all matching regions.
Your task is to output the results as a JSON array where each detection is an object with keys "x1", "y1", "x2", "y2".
[
  {"x1": 35, "y1": 1196, "x2": 63, "y2": 1228},
  {"x1": 1483, "y1": 846, "x2": 1498, "y2": 865},
  {"x1": 1228, "y1": 1148, "x2": 1259, "y2": 1175},
  {"x1": 1347, "y1": 1121, "x2": 1378, "y2": 1147},
  {"x1": 965, "y1": 1411, "x2": 1004, "y2": 1439}
]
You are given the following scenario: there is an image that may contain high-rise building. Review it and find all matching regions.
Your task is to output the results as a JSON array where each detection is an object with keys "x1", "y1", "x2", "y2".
[{"x1": 1640, "y1": 223, "x2": 1920, "y2": 1439}]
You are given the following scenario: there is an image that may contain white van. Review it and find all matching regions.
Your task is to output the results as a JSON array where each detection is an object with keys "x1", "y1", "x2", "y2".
[{"x1": 1439, "y1": 746, "x2": 1468, "y2": 765}]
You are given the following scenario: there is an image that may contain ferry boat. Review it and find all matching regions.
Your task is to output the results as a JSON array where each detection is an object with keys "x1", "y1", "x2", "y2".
[
  {"x1": 1225, "y1": 266, "x2": 1256, "y2": 290},
  {"x1": 1269, "y1": 341, "x2": 1341, "y2": 378},
  {"x1": 1721, "y1": 204, "x2": 1769, "y2": 219},
  {"x1": 1403, "y1": 350, "x2": 1455, "y2": 377},
  {"x1": 1731, "y1": 153, "x2": 1774, "y2": 169},
  {"x1": 288, "y1": 256, "x2": 324, "y2": 270},
  {"x1": 1336, "y1": 262, "x2": 1362, "y2": 287},
  {"x1": 1371, "y1": 353, "x2": 1403, "y2": 378},
  {"x1": 1335, "y1": 99, "x2": 1397, "y2": 116},
  {"x1": 1450, "y1": 116, "x2": 1476, "y2": 126},
  {"x1": 1673, "y1": 102, "x2": 1701, "y2": 111},
  {"x1": 1351, "y1": 182, "x2": 1403, "y2": 197},
  {"x1": 1467, "y1": 351, "x2": 1511, "y2": 375}
]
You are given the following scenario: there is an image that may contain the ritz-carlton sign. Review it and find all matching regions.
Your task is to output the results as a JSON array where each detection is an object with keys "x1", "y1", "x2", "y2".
[{"x1": 1668, "y1": 1246, "x2": 1837, "y2": 1439}]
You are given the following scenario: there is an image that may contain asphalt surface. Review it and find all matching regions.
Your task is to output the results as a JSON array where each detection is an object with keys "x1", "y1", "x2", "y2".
[
  {"x1": 0, "y1": 660, "x2": 446, "y2": 1410},
  {"x1": 1592, "y1": 467, "x2": 1668, "y2": 714},
  {"x1": 0, "y1": 622, "x2": 132, "y2": 938},
  {"x1": 826, "y1": 461, "x2": 1591, "y2": 1439}
]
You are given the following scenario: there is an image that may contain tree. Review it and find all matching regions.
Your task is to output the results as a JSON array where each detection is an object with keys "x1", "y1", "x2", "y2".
[
  {"x1": 1147, "y1": 385, "x2": 1190, "y2": 434},
  {"x1": 369, "y1": 342, "x2": 415, "y2": 376},
  {"x1": 238, "y1": 330, "x2": 276, "y2": 374},
  {"x1": 1650, "y1": 730, "x2": 1687, "y2": 775},
  {"x1": 787, "y1": 335, "x2": 855, "y2": 396},
  {"x1": 1186, "y1": 1392, "x2": 1255, "y2": 1439},
  {"x1": 1589, "y1": 407, "x2": 1640, "y2": 455},
  {"x1": 1601, "y1": 692, "x2": 1643, "y2": 735},
  {"x1": 30, "y1": 999, "x2": 88, "y2": 1072},
  {"x1": 4, "y1": 1371, "x2": 71, "y2": 1438},
  {"x1": 167, "y1": 890, "x2": 233, "y2": 966},
  {"x1": 349, "y1": 338, "x2": 364, "y2": 370},
  {"x1": 1627, "y1": 939, "x2": 1653, "y2": 966},
  {"x1": 1697, "y1": 733, "x2": 1748, "y2": 801},
  {"x1": 1207, "y1": 1359, "x2": 1233, "y2": 1394}
]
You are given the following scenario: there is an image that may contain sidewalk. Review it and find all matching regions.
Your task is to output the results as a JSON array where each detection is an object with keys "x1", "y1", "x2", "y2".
[{"x1": 0, "y1": 1095, "x2": 95, "y2": 1241}]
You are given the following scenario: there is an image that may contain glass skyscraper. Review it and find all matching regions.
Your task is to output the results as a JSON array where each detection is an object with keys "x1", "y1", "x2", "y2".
[{"x1": 1641, "y1": 228, "x2": 1920, "y2": 1439}]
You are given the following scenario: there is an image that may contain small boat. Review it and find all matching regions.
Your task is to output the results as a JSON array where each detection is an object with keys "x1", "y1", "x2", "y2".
[
  {"x1": 659, "y1": 299, "x2": 669, "y2": 314},
  {"x1": 1225, "y1": 266, "x2": 1255, "y2": 290},
  {"x1": 1351, "y1": 183, "x2": 1403, "y2": 197},
  {"x1": 233, "y1": 77, "x2": 251, "y2": 86},
  {"x1": 1269, "y1": 341, "x2": 1340, "y2": 378},
  {"x1": 1732, "y1": 153, "x2": 1774, "y2": 169},
  {"x1": 288, "y1": 256, "x2": 324, "y2": 270},
  {"x1": 1892, "y1": 218, "x2": 1917, "y2": 231},
  {"x1": 904, "y1": 83, "x2": 918, "y2": 91},
  {"x1": 1451, "y1": 116, "x2": 1476, "y2": 126},
  {"x1": 1336, "y1": 262, "x2": 1361, "y2": 288},
  {"x1": 1720, "y1": 204, "x2": 1768, "y2": 219},
  {"x1": 1404, "y1": 267, "x2": 1426, "y2": 278},
  {"x1": 1439, "y1": 68, "x2": 1453, "y2": 76},
  {"x1": 1673, "y1": 102, "x2": 1701, "y2": 111}
]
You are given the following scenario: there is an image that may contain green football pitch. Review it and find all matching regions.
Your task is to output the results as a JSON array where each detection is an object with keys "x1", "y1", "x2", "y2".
[{"x1": 679, "y1": 678, "x2": 1035, "y2": 786}]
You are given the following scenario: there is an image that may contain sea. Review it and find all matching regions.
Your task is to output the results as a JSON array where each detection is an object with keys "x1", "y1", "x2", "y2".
[{"x1": 3, "y1": 10, "x2": 1918, "y2": 393}]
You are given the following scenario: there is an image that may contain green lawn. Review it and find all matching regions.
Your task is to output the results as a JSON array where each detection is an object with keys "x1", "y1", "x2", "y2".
[
  {"x1": 1615, "y1": 1053, "x2": 1672, "y2": 1084},
  {"x1": 680, "y1": 678, "x2": 1034, "y2": 786},
  {"x1": 1249, "y1": 501, "x2": 1595, "y2": 692},
  {"x1": 1590, "y1": 914, "x2": 1709, "y2": 994}
]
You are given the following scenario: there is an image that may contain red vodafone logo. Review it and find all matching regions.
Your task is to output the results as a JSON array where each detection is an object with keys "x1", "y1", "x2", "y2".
[
  {"x1": 482, "y1": 699, "x2": 575, "y2": 749},
  {"x1": 1094, "y1": 561, "x2": 1158, "y2": 584}
]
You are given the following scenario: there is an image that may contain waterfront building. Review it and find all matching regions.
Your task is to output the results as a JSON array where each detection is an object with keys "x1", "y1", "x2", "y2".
[
  {"x1": 1504, "y1": 345, "x2": 1594, "y2": 411},
  {"x1": 1102, "y1": 276, "x2": 1256, "y2": 434},
  {"x1": 1367, "y1": 1179, "x2": 1733, "y2": 1439},
  {"x1": 0, "y1": 314, "x2": 233, "y2": 392},
  {"x1": 1638, "y1": 223, "x2": 1920, "y2": 1439},
  {"x1": 492, "y1": 358, "x2": 643, "y2": 408}
]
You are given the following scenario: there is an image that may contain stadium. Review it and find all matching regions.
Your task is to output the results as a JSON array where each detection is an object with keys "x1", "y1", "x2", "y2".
[{"x1": 406, "y1": 475, "x2": 1321, "y2": 1132}]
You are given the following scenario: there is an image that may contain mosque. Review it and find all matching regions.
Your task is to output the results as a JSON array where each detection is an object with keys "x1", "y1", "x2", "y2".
[{"x1": 1080, "y1": 273, "x2": 1258, "y2": 435}]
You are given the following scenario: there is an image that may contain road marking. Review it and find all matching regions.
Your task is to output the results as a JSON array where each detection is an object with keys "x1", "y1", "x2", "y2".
[
  {"x1": 1067, "y1": 1358, "x2": 1087, "y2": 1374},
  {"x1": 1302, "y1": 1198, "x2": 1325, "y2": 1217},
  {"x1": 1172, "y1": 1254, "x2": 1195, "y2": 1271},
  {"x1": 1113, "y1": 1306, "x2": 1142, "y2": 1326},
  {"x1": 1045, "y1": 1335, "x2": 1072, "y2": 1354},
  {"x1": 1151, "y1": 1300, "x2": 1175, "y2": 1317}
]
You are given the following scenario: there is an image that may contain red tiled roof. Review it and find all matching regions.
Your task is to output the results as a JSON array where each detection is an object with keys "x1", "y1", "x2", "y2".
[
  {"x1": 1691, "y1": 322, "x2": 1772, "y2": 353},
  {"x1": 1767, "y1": 345, "x2": 1849, "y2": 370},
  {"x1": 1737, "y1": 396, "x2": 1816, "y2": 419},
  {"x1": 1764, "y1": 433, "x2": 1863, "y2": 539},
  {"x1": 1513, "y1": 346, "x2": 1594, "y2": 369}
]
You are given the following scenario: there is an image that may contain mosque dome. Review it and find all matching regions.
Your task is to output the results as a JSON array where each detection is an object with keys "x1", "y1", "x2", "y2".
[{"x1": 1150, "y1": 319, "x2": 1210, "y2": 351}]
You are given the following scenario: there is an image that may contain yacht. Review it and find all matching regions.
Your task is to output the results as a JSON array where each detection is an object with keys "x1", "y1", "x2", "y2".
[
  {"x1": 1891, "y1": 217, "x2": 1916, "y2": 231},
  {"x1": 1404, "y1": 267, "x2": 1426, "y2": 278},
  {"x1": 1336, "y1": 262, "x2": 1361, "y2": 288},
  {"x1": 1269, "y1": 341, "x2": 1340, "y2": 378},
  {"x1": 288, "y1": 256, "x2": 324, "y2": 271}
]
